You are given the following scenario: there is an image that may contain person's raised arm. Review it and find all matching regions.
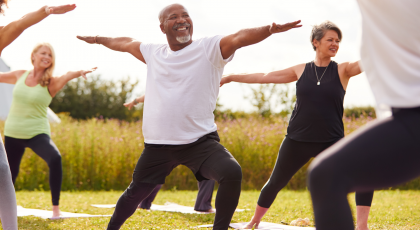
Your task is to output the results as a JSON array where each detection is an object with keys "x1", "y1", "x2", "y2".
[
  {"x1": 48, "y1": 67, "x2": 97, "y2": 97},
  {"x1": 220, "y1": 64, "x2": 304, "y2": 86},
  {"x1": 77, "y1": 36, "x2": 145, "y2": 64},
  {"x1": 0, "y1": 4, "x2": 76, "y2": 52},
  {"x1": 0, "y1": 70, "x2": 25, "y2": 84},
  {"x1": 124, "y1": 95, "x2": 145, "y2": 110},
  {"x1": 219, "y1": 20, "x2": 302, "y2": 59},
  {"x1": 337, "y1": 61, "x2": 362, "y2": 90},
  {"x1": 342, "y1": 61, "x2": 362, "y2": 78}
]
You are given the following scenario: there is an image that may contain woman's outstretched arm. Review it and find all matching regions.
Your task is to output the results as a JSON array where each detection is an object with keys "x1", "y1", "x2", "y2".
[
  {"x1": 0, "y1": 70, "x2": 25, "y2": 84},
  {"x1": 48, "y1": 67, "x2": 97, "y2": 97},
  {"x1": 0, "y1": 4, "x2": 76, "y2": 52},
  {"x1": 220, "y1": 63, "x2": 305, "y2": 86},
  {"x1": 77, "y1": 36, "x2": 145, "y2": 64},
  {"x1": 343, "y1": 61, "x2": 362, "y2": 78},
  {"x1": 337, "y1": 61, "x2": 363, "y2": 90}
]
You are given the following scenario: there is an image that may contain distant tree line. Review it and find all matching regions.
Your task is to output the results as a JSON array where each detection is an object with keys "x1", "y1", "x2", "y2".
[
  {"x1": 215, "y1": 84, "x2": 376, "y2": 120},
  {"x1": 51, "y1": 77, "x2": 375, "y2": 122}
]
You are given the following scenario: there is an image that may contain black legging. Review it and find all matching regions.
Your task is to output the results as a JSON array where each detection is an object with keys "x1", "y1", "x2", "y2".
[
  {"x1": 308, "y1": 108, "x2": 420, "y2": 230},
  {"x1": 258, "y1": 136, "x2": 373, "y2": 208},
  {"x1": 5, "y1": 134, "x2": 62, "y2": 206}
]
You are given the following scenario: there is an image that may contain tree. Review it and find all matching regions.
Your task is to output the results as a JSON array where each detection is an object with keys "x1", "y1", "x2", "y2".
[
  {"x1": 246, "y1": 84, "x2": 295, "y2": 117},
  {"x1": 50, "y1": 75, "x2": 143, "y2": 121}
]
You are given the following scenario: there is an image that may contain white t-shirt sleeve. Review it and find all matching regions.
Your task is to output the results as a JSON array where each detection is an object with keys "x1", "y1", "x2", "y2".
[
  {"x1": 202, "y1": 35, "x2": 234, "y2": 69},
  {"x1": 140, "y1": 43, "x2": 157, "y2": 64}
]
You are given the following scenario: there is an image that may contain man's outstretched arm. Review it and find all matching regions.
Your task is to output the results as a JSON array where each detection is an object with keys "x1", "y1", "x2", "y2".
[
  {"x1": 77, "y1": 36, "x2": 145, "y2": 63},
  {"x1": 220, "y1": 20, "x2": 301, "y2": 59}
]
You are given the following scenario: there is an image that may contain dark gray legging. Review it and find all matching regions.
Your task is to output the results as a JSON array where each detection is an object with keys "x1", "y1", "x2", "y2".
[
  {"x1": 0, "y1": 136, "x2": 18, "y2": 230},
  {"x1": 258, "y1": 136, "x2": 373, "y2": 208},
  {"x1": 5, "y1": 134, "x2": 62, "y2": 206},
  {"x1": 308, "y1": 107, "x2": 420, "y2": 230},
  {"x1": 139, "y1": 180, "x2": 215, "y2": 211},
  {"x1": 194, "y1": 180, "x2": 215, "y2": 211}
]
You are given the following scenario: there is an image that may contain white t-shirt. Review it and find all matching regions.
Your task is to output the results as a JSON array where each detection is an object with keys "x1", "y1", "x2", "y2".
[
  {"x1": 357, "y1": 0, "x2": 420, "y2": 108},
  {"x1": 140, "y1": 35, "x2": 233, "y2": 144}
]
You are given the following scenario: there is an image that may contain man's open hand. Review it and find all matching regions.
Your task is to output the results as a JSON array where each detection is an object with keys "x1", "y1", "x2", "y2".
[
  {"x1": 269, "y1": 20, "x2": 302, "y2": 34},
  {"x1": 46, "y1": 4, "x2": 76, "y2": 15},
  {"x1": 76, "y1": 36, "x2": 97, "y2": 44}
]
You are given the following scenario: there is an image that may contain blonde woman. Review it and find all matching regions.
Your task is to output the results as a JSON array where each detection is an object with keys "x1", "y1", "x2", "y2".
[
  {"x1": 0, "y1": 43, "x2": 95, "y2": 218},
  {"x1": 0, "y1": 2, "x2": 76, "y2": 228}
]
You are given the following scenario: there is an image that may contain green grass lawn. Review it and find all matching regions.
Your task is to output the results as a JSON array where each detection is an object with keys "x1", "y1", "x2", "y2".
[{"x1": 4, "y1": 190, "x2": 420, "y2": 229}]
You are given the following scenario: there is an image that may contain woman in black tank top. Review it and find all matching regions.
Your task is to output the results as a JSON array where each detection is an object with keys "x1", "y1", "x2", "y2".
[{"x1": 221, "y1": 21, "x2": 372, "y2": 230}]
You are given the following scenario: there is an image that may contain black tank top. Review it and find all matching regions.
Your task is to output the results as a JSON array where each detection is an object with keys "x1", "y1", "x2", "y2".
[{"x1": 287, "y1": 61, "x2": 346, "y2": 142}]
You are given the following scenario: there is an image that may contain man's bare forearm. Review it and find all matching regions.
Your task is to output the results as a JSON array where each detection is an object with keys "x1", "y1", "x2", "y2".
[
  {"x1": 221, "y1": 20, "x2": 301, "y2": 58},
  {"x1": 233, "y1": 25, "x2": 272, "y2": 49},
  {"x1": 96, "y1": 36, "x2": 136, "y2": 52},
  {"x1": 221, "y1": 25, "x2": 272, "y2": 58}
]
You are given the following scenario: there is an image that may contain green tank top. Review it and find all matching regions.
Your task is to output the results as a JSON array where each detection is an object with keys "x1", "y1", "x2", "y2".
[{"x1": 5, "y1": 71, "x2": 52, "y2": 139}]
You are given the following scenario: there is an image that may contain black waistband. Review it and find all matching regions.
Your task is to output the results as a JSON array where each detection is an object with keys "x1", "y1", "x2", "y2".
[
  {"x1": 392, "y1": 106, "x2": 420, "y2": 114},
  {"x1": 144, "y1": 131, "x2": 219, "y2": 148}
]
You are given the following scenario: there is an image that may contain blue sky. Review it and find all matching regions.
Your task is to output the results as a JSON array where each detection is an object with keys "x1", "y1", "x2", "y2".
[{"x1": 0, "y1": 0, "x2": 375, "y2": 112}]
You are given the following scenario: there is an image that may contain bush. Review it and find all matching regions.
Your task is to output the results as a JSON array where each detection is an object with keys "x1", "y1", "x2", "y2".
[
  {"x1": 50, "y1": 75, "x2": 143, "y2": 122},
  {"x1": 344, "y1": 106, "x2": 376, "y2": 118}
]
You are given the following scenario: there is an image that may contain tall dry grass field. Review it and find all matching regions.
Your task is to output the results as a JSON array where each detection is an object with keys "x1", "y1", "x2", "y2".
[{"x1": 1, "y1": 114, "x2": 418, "y2": 191}]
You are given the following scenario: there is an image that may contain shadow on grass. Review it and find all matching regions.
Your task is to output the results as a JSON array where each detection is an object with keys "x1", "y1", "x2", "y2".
[{"x1": 18, "y1": 217, "x2": 64, "y2": 230}]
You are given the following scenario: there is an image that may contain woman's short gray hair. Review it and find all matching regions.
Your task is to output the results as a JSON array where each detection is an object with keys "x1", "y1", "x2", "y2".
[{"x1": 310, "y1": 21, "x2": 342, "y2": 51}]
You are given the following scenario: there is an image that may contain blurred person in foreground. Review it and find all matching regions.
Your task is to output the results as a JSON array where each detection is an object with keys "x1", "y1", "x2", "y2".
[{"x1": 308, "y1": 0, "x2": 420, "y2": 229}]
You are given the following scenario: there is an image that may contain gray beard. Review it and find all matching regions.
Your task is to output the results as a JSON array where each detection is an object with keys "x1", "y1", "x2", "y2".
[{"x1": 176, "y1": 35, "x2": 191, "y2": 43}]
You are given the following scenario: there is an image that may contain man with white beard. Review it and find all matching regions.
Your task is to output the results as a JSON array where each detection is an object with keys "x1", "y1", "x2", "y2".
[{"x1": 77, "y1": 4, "x2": 301, "y2": 230}]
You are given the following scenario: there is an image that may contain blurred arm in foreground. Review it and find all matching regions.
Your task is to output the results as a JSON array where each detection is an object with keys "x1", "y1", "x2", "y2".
[{"x1": 0, "y1": 4, "x2": 76, "y2": 54}]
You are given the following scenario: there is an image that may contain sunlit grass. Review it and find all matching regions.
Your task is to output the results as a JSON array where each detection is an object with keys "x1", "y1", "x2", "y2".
[
  {"x1": 3, "y1": 190, "x2": 419, "y2": 229},
  {"x1": 1, "y1": 113, "x2": 420, "y2": 229},
  {"x1": 0, "y1": 114, "x2": 386, "y2": 192}
]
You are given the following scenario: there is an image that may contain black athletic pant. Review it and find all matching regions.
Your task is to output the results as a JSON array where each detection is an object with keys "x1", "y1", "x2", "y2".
[
  {"x1": 258, "y1": 136, "x2": 373, "y2": 208},
  {"x1": 5, "y1": 134, "x2": 62, "y2": 206},
  {"x1": 138, "y1": 184, "x2": 162, "y2": 210},
  {"x1": 139, "y1": 180, "x2": 215, "y2": 210},
  {"x1": 107, "y1": 132, "x2": 242, "y2": 230},
  {"x1": 308, "y1": 107, "x2": 420, "y2": 230}
]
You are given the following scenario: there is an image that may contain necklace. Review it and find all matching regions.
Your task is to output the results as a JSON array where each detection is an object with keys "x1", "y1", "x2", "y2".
[{"x1": 313, "y1": 60, "x2": 330, "y2": 85}]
